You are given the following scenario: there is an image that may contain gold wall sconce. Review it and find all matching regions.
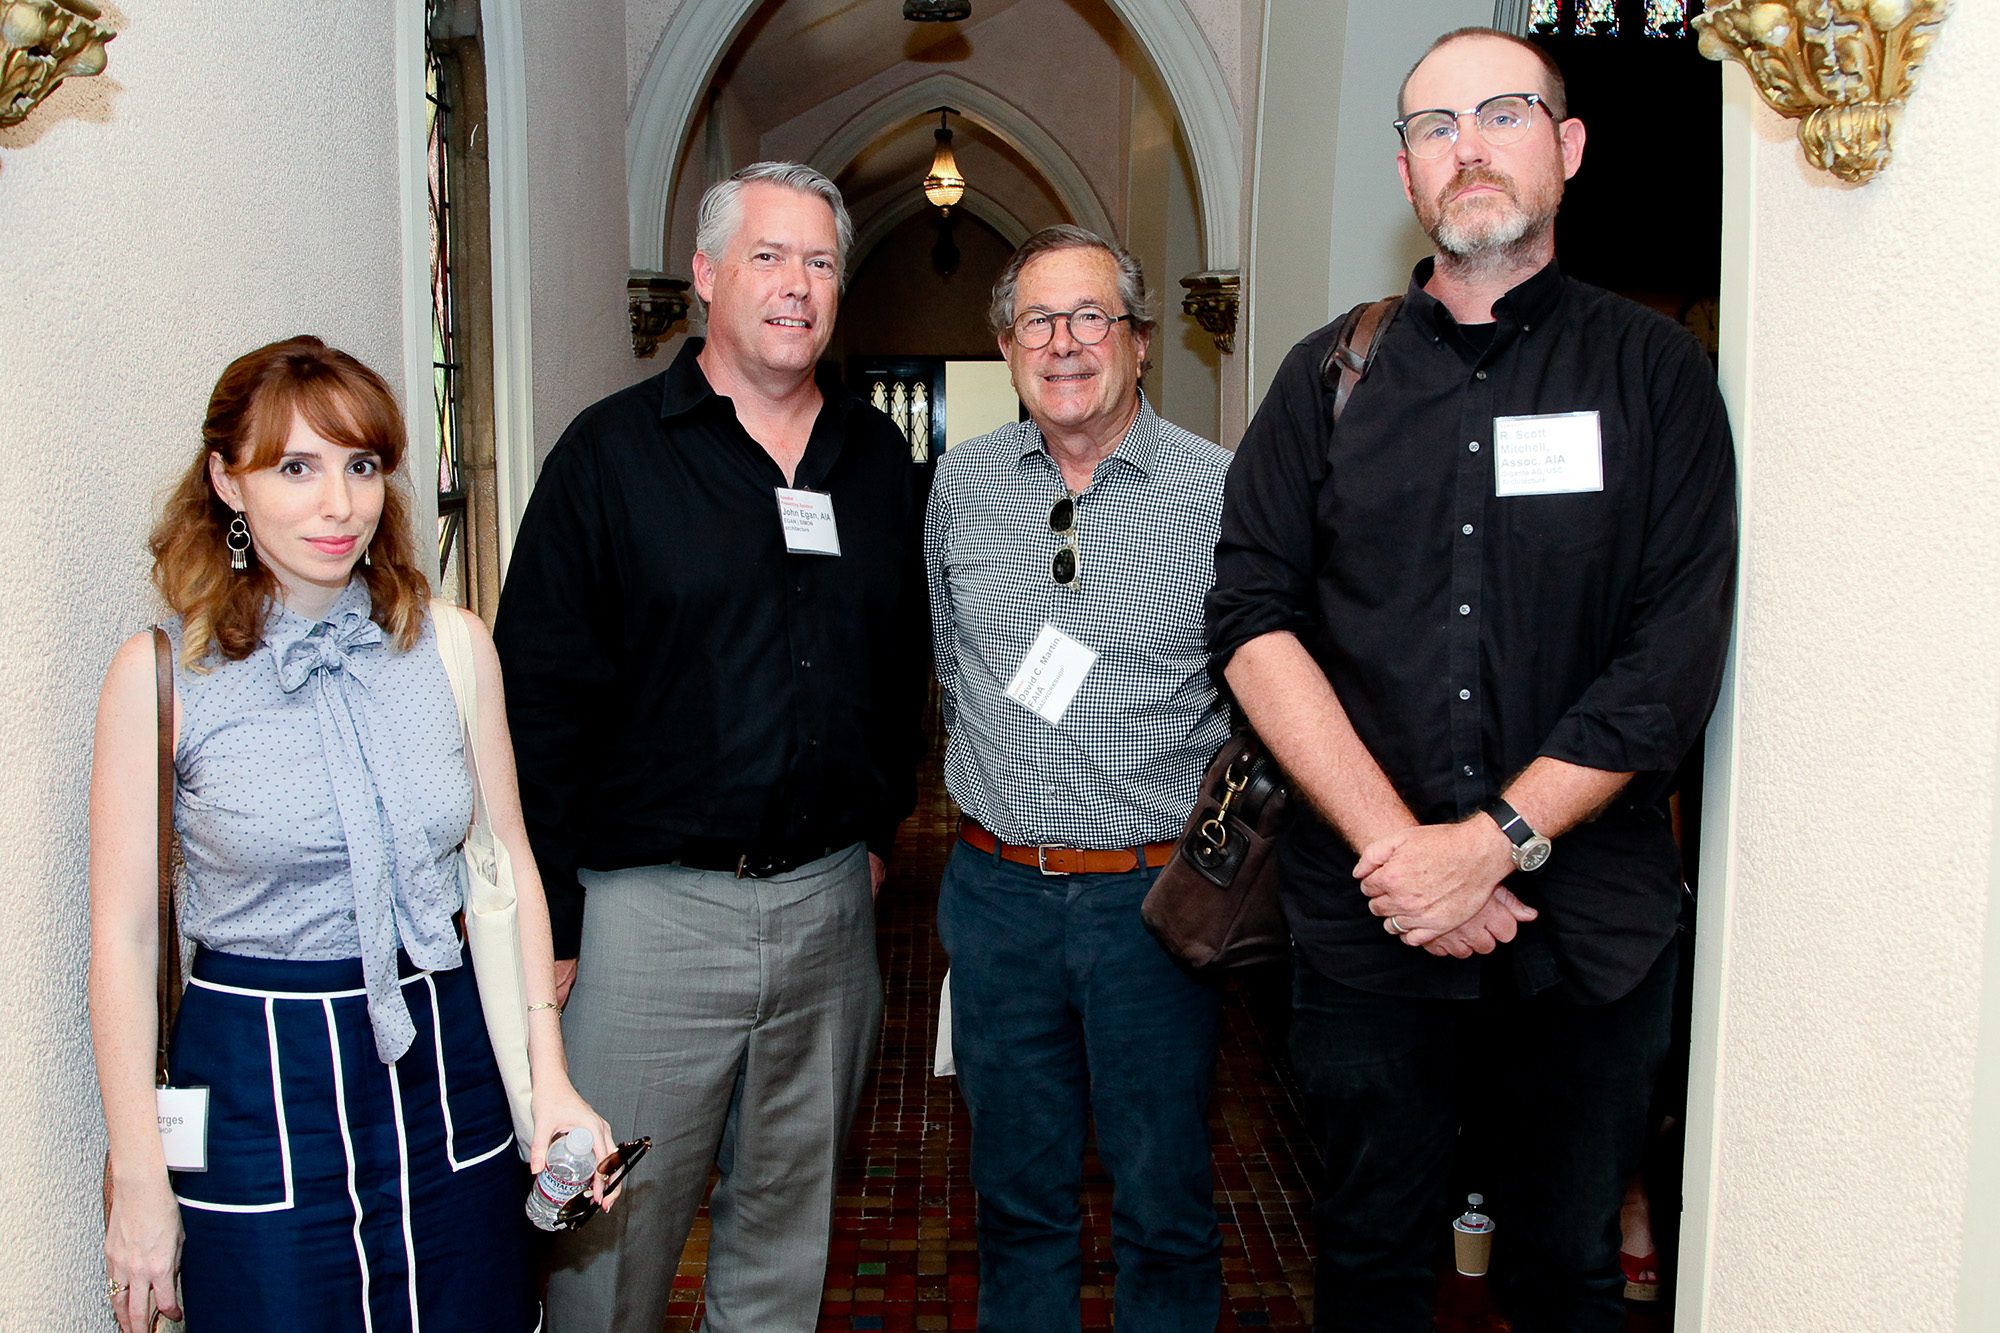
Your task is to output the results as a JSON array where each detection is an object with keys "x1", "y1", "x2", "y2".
[
  {"x1": 2, "y1": 0, "x2": 115, "y2": 129},
  {"x1": 629, "y1": 273, "x2": 691, "y2": 359},
  {"x1": 1180, "y1": 271, "x2": 1240, "y2": 355},
  {"x1": 1692, "y1": 0, "x2": 1948, "y2": 185}
]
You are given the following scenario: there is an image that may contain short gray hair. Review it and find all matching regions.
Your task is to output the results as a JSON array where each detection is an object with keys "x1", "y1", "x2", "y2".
[
  {"x1": 694, "y1": 161, "x2": 855, "y2": 291},
  {"x1": 988, "y1": 225, "x2": 1156, "y2": 341}
]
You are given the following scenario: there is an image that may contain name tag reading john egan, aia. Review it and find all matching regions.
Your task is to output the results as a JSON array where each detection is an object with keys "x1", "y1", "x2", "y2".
[
  {"x1": 775, "y1": 487, "x2": 841, "y2": 556},
  {"x1": 1493, "y1": 410, "x2": 1604, "y2": 497}
]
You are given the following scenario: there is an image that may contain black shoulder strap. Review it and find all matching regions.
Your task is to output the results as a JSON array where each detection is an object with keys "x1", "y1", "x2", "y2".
[
  {"x1": 152, "y1": 626, "x2": 181, "y2": 1086},
  {"x1": 1319, "y1": 295, "x2": 1403, "y2": 428}
]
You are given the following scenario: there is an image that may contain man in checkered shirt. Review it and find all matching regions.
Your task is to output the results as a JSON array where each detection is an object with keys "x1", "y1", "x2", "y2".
[{"x1": 925, "y1": 224, "x2": 1232, "y2": 1333}]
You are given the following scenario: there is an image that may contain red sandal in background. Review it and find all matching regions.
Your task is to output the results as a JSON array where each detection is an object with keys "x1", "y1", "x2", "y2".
[{"x1": 1621, "y1": 1248, "x2": 1662, "y2": 1303}]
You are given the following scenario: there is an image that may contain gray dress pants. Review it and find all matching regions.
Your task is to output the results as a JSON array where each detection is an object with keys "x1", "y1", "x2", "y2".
[{"x1": 544, "y1": 844, "x2": 882, "y2": 1332}]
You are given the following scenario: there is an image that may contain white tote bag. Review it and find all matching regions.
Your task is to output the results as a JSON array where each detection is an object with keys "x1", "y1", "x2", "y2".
[{"x1": 433, "y1": 605, "x2": 538, "y2": 1153}]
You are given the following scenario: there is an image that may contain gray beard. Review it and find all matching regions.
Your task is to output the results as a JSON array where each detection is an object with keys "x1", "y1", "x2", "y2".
[{"x1": 1432, "y1": 205, "x2": 1550, "y2": 278}]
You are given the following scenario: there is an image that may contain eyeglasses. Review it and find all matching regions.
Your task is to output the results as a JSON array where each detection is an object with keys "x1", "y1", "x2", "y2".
[
  {"x1": 1393, "y1": 92, "x2": 1548, "y2": 159},
  {"x1": 1010, "y1": 305, "x2": 1134, "y2": 350},
  {"x1": 550, "y1": 1136, "x2": 651, "y2": 1232},
  {"x1": 1049, "y1": 494, "x2": 1080, "y2": 588}
]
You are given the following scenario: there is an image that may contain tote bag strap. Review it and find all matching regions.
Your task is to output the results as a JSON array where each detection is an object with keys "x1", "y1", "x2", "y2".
[{"x1": 431, "y1": 603, "x2": 494, "y2": 833}]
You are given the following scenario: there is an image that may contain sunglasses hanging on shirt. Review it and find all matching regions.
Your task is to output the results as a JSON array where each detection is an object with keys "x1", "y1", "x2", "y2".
[{"x1": 1049, "y1": 494, "x2": 1080, "y2": 588}]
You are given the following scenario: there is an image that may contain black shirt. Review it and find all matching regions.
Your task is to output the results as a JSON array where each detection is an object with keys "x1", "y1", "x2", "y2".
[
  {"x1": 494, "y1": 340, "x2": 928, "y2": 957},
  {"x1": 1207, "y1": 261, "x2": 1737, "y2": 1003}
]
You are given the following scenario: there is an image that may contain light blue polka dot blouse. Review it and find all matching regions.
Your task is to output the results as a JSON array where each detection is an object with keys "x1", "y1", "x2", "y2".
[{"x1": 164, "y1": 579, "x2": 473, "y2": 1062}]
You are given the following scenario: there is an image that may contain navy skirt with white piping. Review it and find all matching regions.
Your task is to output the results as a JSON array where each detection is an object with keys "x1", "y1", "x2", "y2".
[{"x1": 168, "y1": 944, "x2": 538, "y2": 1331}]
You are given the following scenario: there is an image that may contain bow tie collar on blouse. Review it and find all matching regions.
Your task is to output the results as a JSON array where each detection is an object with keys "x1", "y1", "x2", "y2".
[{"x1": 266, "y1": 583, "x2": 426, "y2": 1063}]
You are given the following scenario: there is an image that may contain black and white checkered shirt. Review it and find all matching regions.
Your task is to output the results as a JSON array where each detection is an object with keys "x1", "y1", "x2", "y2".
[{"x1": 925, "y1": 396, "x2": 1233, "y2": 848}]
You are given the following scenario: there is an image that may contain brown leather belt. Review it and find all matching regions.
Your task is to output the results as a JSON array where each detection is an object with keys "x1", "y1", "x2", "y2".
[{"x1": 958, "y1": 816, "x2": 1176, "y2": 876}]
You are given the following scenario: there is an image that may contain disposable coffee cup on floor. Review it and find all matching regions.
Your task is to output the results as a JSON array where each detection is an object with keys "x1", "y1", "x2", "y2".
[{"x1": 1453, "y1": 1193, "x2": 1494, "y2": 1277}]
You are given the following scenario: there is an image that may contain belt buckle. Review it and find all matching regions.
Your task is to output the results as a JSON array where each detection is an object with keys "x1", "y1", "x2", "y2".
[{"x1": 1035, "y1": 845, "x2": 1070, "y2": 876}]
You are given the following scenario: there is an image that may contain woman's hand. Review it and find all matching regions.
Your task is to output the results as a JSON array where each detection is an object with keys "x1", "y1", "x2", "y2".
[
  {"x1": 528, "y1": 1079, "x2": 623, "y2": 1212},
  {"x1": 105, "y1": 1168, "x2": 183, "y2": 1333}
]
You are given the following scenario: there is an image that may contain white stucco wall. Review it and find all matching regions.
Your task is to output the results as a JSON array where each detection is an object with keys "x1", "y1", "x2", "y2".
[
  {"x1": 524, "y1": 0, "x2": 645, "y2": 465},
  {"x1": 1691, "y1": 11, "x2": 2000, "y2": 1329},
  {"x1": 0, "y1": 5, "x2": 407, "y2": 1325}
]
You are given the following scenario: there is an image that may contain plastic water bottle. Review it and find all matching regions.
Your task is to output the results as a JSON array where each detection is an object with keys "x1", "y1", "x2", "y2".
[
  {"x1": 1452, "y1": 1192, "x2": 1495, "y2": 1276},
  {"x1": 524, "y1": 1127, "x2": 595, "y2": 1232}
]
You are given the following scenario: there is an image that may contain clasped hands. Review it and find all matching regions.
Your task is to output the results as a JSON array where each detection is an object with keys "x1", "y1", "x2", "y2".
[{"x1": 1354, "y1": 817, "x2": 1537, "y2": 958}]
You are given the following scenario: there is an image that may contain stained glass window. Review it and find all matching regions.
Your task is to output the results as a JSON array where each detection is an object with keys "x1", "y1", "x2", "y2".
[
  {"x1": 1645, "y1": 0, "x2": 1690, "y2": 37},
  {"x1": 425, "y1": 0, "x2": 467, "y2": 601},
  {"x1": 1577, "y1": 0, "x2": 1619, "y2": 36},
  {"x1": 909, "y1": 383, "x2": 931, "y2": 464},
  {"x1": 1531, "y1": 0, "x2": 1562, "y2": 34}
]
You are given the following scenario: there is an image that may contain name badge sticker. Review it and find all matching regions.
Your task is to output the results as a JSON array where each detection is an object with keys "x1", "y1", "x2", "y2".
[
  {"x1": 1005, "y1": 623, "x2": 1099, "y2": 726},
  {"x1": 775, "y1": 488, "x2": 841, "y2": 556},
  {"x1": 156, "y1": 1086, "x2": 210, "y2": 1172},
  {"x1": 1492, "y1": 410, "x2": 1604, "y2": 497}
]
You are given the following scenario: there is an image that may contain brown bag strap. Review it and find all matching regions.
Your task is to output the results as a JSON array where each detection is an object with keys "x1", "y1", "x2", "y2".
[
  {"x1": 152, "y1": 627, "x2": 181, "y2": 1087},
  {"x1": 1321, "y1": 295, "x2": 1404, "y2": 427}
]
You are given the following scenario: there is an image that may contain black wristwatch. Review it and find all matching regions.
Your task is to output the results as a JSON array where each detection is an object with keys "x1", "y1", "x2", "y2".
[{"x1": 1483, "y1": 797, "x2": 1552, "y2": 873}]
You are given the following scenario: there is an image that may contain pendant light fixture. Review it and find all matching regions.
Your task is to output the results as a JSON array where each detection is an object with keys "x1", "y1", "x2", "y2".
[{"x1": 922, "y1": 106, "x2": 966, "y2": 215}]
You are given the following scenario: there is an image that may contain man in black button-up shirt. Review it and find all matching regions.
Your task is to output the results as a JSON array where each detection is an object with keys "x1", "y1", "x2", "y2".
[
  {"x1": 497, "y1": 163, "x2": 925, "y2": 1332},
  {"x1": 1208, "y1": 30, "x2": 1734, "y2": 1333}
]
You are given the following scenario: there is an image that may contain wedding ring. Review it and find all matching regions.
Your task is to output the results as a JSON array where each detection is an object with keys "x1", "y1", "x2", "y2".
[
  {"x1": 107, "y1": 1279, "x2": 127, "y2": 1298},
  {"x1": 1387, "y1": 915, "x2": 1406, "y2": 935}
]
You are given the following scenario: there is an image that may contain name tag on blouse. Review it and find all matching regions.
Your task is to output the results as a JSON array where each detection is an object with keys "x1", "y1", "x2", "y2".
[
  {"x1": 775, "y1": 488, "x2": 842, "y2": 556},
  {"x1": 1493, "y1": 411, "x2": 1603, "y2": 497},
  {"x1": 1006, "y1": 623, "x2": 1097, "y2": 726},
  {"x1": 157, "y1": 1086, "x2": 210, "y2": 1172}
]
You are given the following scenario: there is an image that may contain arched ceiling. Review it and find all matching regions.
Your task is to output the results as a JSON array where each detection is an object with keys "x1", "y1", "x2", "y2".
[
  {"x1": 699, "y1": 0, "x2": 1130, "y2": 265},
  {"x1": 641, "y1": 0, "x2": 1243, "y2": 275}
]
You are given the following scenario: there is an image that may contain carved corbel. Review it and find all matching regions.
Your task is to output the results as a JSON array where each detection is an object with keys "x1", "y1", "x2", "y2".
[
  {"x1": 1, "y1": 0, "x2": 115, "y2": 128},
  {"x1": 1179, "y1": 270, "x2": 1240, "y2": 354},
  {"x1": 628, "y1": 273, "x2": 691, "y2": 359},
  {"x1": 1693, "y1": 0, "x2": 1949, "y2": 185}
]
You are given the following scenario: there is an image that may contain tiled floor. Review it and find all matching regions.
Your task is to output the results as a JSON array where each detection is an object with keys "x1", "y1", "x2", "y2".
[{"x1": 659, "y1": 748, "x2": 1674, "y2": 1332}]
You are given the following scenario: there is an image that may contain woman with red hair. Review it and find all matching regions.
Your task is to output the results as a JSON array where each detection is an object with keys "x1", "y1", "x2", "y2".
[{"x1": 89, "y1": 335, "x2": 613, "y2": 1331}]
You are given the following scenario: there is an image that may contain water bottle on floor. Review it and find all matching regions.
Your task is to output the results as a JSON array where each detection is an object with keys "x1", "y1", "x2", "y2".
[{"x1": 525, "y1": 1127, "x2": 596, "y2": 1232}]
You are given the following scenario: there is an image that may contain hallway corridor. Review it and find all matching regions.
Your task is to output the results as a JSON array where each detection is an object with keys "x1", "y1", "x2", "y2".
[{"x1": 655, "y1": 751, "x2": 1673, "y2": 1332}]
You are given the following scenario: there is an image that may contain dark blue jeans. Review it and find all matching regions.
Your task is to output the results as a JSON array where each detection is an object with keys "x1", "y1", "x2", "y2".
[
  {"x1": 937, "y1": 840, "x2": 1223, "y2": 1333},
  {"x1": 1290, "y1": 940, "x2": 1678, "y2": 1333}
]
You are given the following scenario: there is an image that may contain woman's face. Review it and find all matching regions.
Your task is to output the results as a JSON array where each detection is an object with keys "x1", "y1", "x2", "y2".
[{"x1": 208, "y1": 411, "x2": 387, "y2": 609}]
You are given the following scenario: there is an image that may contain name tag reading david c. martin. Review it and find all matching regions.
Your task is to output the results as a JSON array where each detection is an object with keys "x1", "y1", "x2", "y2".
[
  {"x1": 157, "y1": 1085, "x2": 210, "y2": 1172},
  {"x1": 775, "y1": 487, "x2": 841, "y2": 556},
  {"x1": 1005, "y1": 623, "x2": 1098, "y2": 726},
  {"x1": 1493, "y1": 410, "x2": 1604, "y2": 497}
]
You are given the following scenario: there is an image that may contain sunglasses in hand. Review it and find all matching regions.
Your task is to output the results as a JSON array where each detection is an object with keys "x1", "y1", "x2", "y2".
[{"x1": 550, "y1": 1136, "x2": 651, "y2": 1232}]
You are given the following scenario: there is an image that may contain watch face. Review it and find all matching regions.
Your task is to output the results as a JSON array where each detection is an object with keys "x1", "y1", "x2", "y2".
[{"x1": 1517, "y1": 836, "x2": 1553, "y2": 873}]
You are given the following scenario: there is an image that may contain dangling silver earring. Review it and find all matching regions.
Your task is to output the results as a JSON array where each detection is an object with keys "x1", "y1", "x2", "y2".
[
  {"x1": 362, "y1": 546, "x2": 373, "y2": 567},
  {"x1": 226, "y1": 514, "x2": 251, "y2": 571}
]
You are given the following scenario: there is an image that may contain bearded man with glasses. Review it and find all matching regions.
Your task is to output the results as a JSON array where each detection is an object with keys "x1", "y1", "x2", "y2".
[
  {"x1": 1208, "y1": 27, "x2": 1737, "y2": 1332},
  {"x1": 923, "y1": 224, "x2": 1232, "y2": 1331}
]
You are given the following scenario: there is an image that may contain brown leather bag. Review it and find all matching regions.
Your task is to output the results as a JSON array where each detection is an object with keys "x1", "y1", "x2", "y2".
[
  {"x1": 1141, "y1": 730, "x2": 1292, "y2": 971},
  {"x1": 1141, "y1": 295, "x2": 1402, "y2": 974},
  {"x1": 103, "y1": 628, "x2": 183, "y2": 1219}
]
